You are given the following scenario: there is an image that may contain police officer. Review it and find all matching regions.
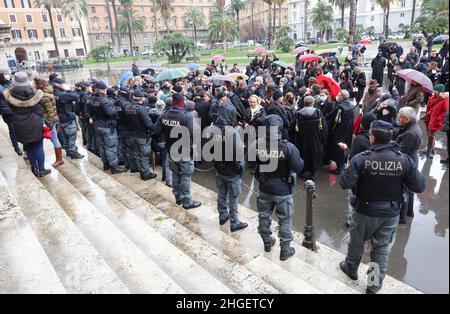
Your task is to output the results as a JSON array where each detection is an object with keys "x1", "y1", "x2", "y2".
[
  {"x1": 254, "y1": 115, "x2": 304, "y2": 261},
  {"x1": 123, "y1": 90, "x2": 157, "y2": 181},
  {"x1": 115, "y1": 87, "x2": 133, "y2": 168},
  {"x1": 211, "y1": 125, "x2": 248, "y2": 232},
  {"x1": 339, "y1": 120, "x2": 425, "y2": 294},
  {"x1": 76, "y1": 82, "x2": 91, "y2": 147},
  {"x1": 53, "y1": 77, "x2": 84, "y2": 159},
  {"x1": 154, "y1": 93, "x2": 201, "y2": 210},
  {"x1": 88, "y1": 81, "x2": 126, "y2": 174}
]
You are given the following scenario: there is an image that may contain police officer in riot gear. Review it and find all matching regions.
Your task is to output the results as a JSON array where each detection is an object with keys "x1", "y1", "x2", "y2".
[
  {"x1": 88, "y1": 81, "x2": 126, "y2": 174},
  {"x1": 210, "y1": 125, "x2": 248, "y2": 232},
  {"x1": 53, "y1": 77, "x2": 84, "y2": 159},
  {"x1": 123, "y1": 90, "x2": 157, "y2": 181},
  {"x1": 254, "y1": 115, "x2": 304, "y2": 261},
  {"x1": 154, "y1": 93, "x2": 201, "y2": 210},
  {"x1": 76, "y1": 82, "x2": 92, "y2": 148},
  {"x1": 115, "y1": 87, "x2": 133, "y2": 168},
  {"x1": 339, "y1": 120, "x2": 425, "y2": 294}
]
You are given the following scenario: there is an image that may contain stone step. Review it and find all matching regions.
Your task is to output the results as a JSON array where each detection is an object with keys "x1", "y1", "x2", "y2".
[
  {"x1": 0, "y1": 172, "x2": 65, "y2": 294},
  {"x1": 53, "y1": 159, "x2": 233, "y2": 294},
  {"x1": 65, "y1": 156, "x2": 279, "y2": 294},
  {"x1": 67, "y1": 155, "x2": 321, "y2": 294},
  {"x1": 0, "y1": 139, "x2": 129, "y2": 294}
]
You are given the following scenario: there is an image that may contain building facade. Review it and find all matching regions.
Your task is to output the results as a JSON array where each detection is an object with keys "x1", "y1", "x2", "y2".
[
  {"x1": 86, "y1": 0, "x2": 216, "y2": 55},
  {"x1": 288, "y1": 0, "x2": 422, "y2": 42},
  {"x1": 0, "y1": 0, "x2": 89, "y2": 62},
  {"x1": 239, "y1": 1, "x2": 289, "y2": 42}
]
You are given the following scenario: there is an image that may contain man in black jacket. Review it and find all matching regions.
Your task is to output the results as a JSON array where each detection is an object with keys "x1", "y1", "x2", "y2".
[{"x1": 265, "y1": 90, "x2": 290, "y2": 140}]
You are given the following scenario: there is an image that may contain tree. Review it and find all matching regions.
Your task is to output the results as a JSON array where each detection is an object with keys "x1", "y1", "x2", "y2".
[
  {"x1": 354, "y1": 24, "x2": 365, "y2": 43},
  {"x1": 398, "y1": 23, "x2": 410, "y2": 38},
  {"x1": 154, "y1": 32, "x2": 196, "y2": 63},
  {"x1": 336, "y1": 27, "x2": 349, "y2": 43},
  {"x1": 118, "y1": 3, "x2": 145, "y2": 55},
  {"x1": 89, "y1": 45, "x2": 109, "y2": 62},
  {"x1": 366, "y1": 26, "x2": 375, "y2": 39},
  {"x1": 208, "y1": 6, "x2": 239, "y2": 53},
  {"x1": 104, "y1": 0, "x2": 116, "y2": 49},
  {"x1": 183, "y1": 7, "x2": 205, "y2": 44},
  {"x1": 411, "y1": 0, "x2": 449, "y2": 42},
  {"x1": 157, "y1": 0, "x2": 174, "y2": 33},
  {"x1": 331, "y1": 0, "x2": 351, "y2": 28},
  {"x1": 228, "y1": 0, "x2": 246, "y2": 38},
  {"x1": 110, "y1": 0, "x2": 122, "y2": 54},
  {"x1": 261, "y1": 0, "x2": 274, "y2": 48},
  {"x1": 348, "y1": 0, "x2": 358, "y2": 45},
  {"x1": 247, "y1": 0, "x2": 259, "y2": 41},
  {"x1": 151, "y1": 0, "x2": 160, "y2": 43},
  {"x1": 275, "y1": 26, "x2": 294, "y2": 52},
  {"x1": 304, "y1": 0, "x2": 309, "y2": 40},
  {"x1": 61, "y1": 0, "x2": 88, "y2": 56},
  {"x1": 34, "y1": 0, "x2": 60, "y2": 58},
  {"x1": 377, "y1": 0, "x2": 398, "y2": 38},
  {"x1": 311, "y1": 1, "x2": 334, "y2": 44},
  {"x1": 411, "y1": 0, "x2": 417, "y2": 26}
]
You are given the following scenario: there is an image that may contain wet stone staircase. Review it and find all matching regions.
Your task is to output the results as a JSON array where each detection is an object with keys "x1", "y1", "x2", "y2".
[{"x1": 0, "y1": 125, "x2": 422, "y2": 294}]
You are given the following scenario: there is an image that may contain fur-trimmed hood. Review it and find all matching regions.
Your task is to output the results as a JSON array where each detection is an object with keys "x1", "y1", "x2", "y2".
[{"x1": 3, "y1": 87, "x2": 44, "y2": 108}]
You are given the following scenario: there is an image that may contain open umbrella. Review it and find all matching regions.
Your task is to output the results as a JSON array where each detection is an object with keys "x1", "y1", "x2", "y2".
[
  {"x1": 212, "y1": 55, "x2": 225, "y2": 61},
  {"x1": 119, "y1": 71, "x2": 134, "y2": 87},
  {"x1": 292, "y1": 47, "x2": 309, "y2": 55},
  {"x1": 207, "y1": 75, "x2": 237, "y2": 85},
  {"x1": 186, "y1": 63, "x2": 200, "y2": 72},
  {"x1": 255, "y1": 47, "x2": 268, "y2": 55},
  {"x1": 299, "y1": 54, "x2": 319, "y2": 62},
  {"x1": 227, "y1": 73, "x2": 249, "y2": 81},
  {"x1": 155, "y1": 68, "x2": 189, "y2": 82},
  {"x1": 433, "y1": 34, "x2": 449, "y2": 44},
  {"x1": 273, "y1": 61, "x2": 289, "y2": 69},
  {"x1": 358, "y1": 39, "x2": 372, "y2": 45},
  {"x1": 316, "y1": 74, "x2": 341, "y2": 100},
  {"x1": 397, "y1": 69, "x2": 434, "y2": 93}
]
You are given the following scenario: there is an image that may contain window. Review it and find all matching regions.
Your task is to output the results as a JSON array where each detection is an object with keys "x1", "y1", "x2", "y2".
[
  {"x1": 57, "y1": 15, "x2": 63, "y2": 22},
  {"x1": 44, "y1": 29, "x2": 52, "y2": 38},
  {"x1": 21, "y1": 0, "x2": 31, "y2": 8},
  {"x1": 76, "y1": 48, "x2": 85, "y2": 56},
  {"x1": 91, "y1": 7, "x2": 96, "y2": 13},
  {"x1": 27, "y1": 29, "x2": 38, "y2": 39},
  {"x1": 400, "y1": 13, "x2": 405, "y2": 18},
  {"x1": 70, "y1": 15, "x2": 77, "y2": 22},
  {"x1": 9, "y1": 15, "x2": 16, "y2": 23},
  {"x1": 48, "y1": 50, "x2": 58, "y2": 59},
  {"x1": 42, "y1": 15, "x2": 48, "y2": 22},
  {"x1": 4, "y1": 0, "x2": 15, "y2": 8},
  {"x1": 64, "y1": 49, "x2": 69, "y2": 58},
  {"x1": 59, "y1": 28, "x2": 66, "y2": 38},
  {"x1": 26, "y1": 15, "x2": 33, "y2": 23},
  {"x1": 34, "y1": 51, "x2": 40, "y2": 60},
  {"x1": 11, "y1": 29, "x2": 22, "y2": 39},
  {"x1": 95, "y1": 35, "x2": 101, "y2": 41},
  {"x1": 401, "y1": 0, "x2": 406, "y2": 7},
  {"x1": 371, "y1": 16, "x2": 374, "y2": 21},
  {"x1": 72, "y1": 28, "x2": 81, "y2": 37}
]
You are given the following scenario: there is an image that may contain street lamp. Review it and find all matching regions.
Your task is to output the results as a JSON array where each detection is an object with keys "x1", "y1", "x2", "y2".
[{"x1": 106, "y1": 40, "x2": 112, "y2": 71}]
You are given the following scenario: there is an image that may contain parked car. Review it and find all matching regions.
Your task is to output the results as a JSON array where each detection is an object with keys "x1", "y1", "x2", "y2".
[
  {"x1": 389, "y1": 32, "x2": 406, "y2": 40},
  {"x1": 141, "y1": 49, "x2": 154, "y2": 56},
  {"x1": 295, "y1": 40, "x2": 307, "y2": 48},
  {"x1": 307, "y1": 38, "x2": 318, "y2": 44},
  {"x1": 326, "y1": 38, "x2": 339, "y2": 44}
]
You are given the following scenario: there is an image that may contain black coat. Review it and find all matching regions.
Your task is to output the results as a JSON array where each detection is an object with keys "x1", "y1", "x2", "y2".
[
  {"x1": 349, "y1": 130, "x2": 371, "y2": 160},
  {"x1": 3, "y1": 86, "x2": 44, "y2": 144},
  {"x1": 371, "y1": 56, "x2": 387, "y2": 84},
  {"x1": 395, "y1": 121, "x2": 422, "y2": 166},
  {"x1": 194, "y1": 99, "x2": 212, "y2": 132}
]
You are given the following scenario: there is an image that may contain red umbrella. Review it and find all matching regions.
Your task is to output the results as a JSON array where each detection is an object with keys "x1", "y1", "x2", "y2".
[
  {"x1": 358, "y1": 39, "x2": 372, "y2": 45},
  {"x1": 212, "y1": 55, "x2": 225, "y2": 61},
  {"x1": 292, "y1": 47, "x2": 309, "y2": 55},
  {"x1": 299, "y1": 54, "x2": 319, "y2": 62},
  {"x1": 255, "y1": 47, "x2": 268, "y2": 55},
  {"x1": 316, "y1": 74, "x2": 341, "y2": 100}
]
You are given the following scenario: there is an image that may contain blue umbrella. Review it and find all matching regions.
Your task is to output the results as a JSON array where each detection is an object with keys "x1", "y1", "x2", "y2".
[
  {"x1": 433, "y1": 35, "x2": 449, "y2": 44},
  {"x1": 186, "y1": 63, "x2": 200, "y2": 72},
  {"x1": 119, "y1": 71, "x2": 134, "y2": 87}
]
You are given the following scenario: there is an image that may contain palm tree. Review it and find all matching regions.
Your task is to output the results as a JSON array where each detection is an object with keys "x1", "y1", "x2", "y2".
[
  {"x1": 247, "y1": 0, "x2": 259, "y2": 41},
  {"x1": 110, "y1": 0, "x2": 122, "y2": 54},
  {"x1": 262, "y1": 0, "x2": 274, "y2": 48},
  {"x1": 311, "y1": 1, "x2": 334, "y2": 44},
  {"x1": 183, "y1": 7, "x2": 205, "y2": 44},
  {"x1": 348, "y1": 0, "x2": 358, "y2": 44},
  {"x1": 208, "y1": 7, "x2": 239, "y2": 53},
  {"x1": 229, "y1": 0, "x2": 246, "y2": 37},
  {"x1": 421, "y1": 0, "x2": 449, "y2": 15},
  {"x1": 331, "y1": 0, "x2": 351, "y2": 28},
  {"x1": 157, "y1": 0, "x2": 174, "y2": 33},
  {"x1": 151, "y1": 0, "x2": 160, "y2": 43},
  {"x1": 118, "y1": 4, "x2": 145, "y2": 55},
  {"x1": 377, "y1": 0, "x2": 397, "y2": 38},
  {"x1": 61, "y1": 0, "x2": 88, "y2": 56},
  {"x1": 34, "y1": 0, "x2": 60, "y2": 58},
  {"x1": 104, "y1": 0, "x2": 116, "y2": 49},
  {"x1": 304, "y1": 0, "x2": 309, "y2": 40}
]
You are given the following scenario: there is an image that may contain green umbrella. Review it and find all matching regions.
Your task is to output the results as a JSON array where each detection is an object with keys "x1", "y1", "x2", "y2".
[
  {"x1": 273, "y1": 61, "x2": 289, "y2": 69},
  {"x1": 155, "y1": 68, "x2": 189, "y2": 82}
]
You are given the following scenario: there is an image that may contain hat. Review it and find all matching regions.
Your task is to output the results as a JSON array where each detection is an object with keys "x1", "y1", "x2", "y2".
[
  {"x1": 434, "y1": 84, "x2": 445, "y2": 93},
  {"x1": 371, "y1": 120, "x2": 394, "y2": 131},
  {"x1": 79, "y1": 81, "x2": 90, "y2": 88},
  {"x1": 94, "y1": 81, "x2": 107, "y2": 90},
  {"x1": 361, "y1": 112, "x2": 377, "y2": 130},
  {"x1": 172, "y1": 93, "x2": 185, "y2": 109},
  {"x1": 216, "y1": 91, "x2": 227, "y2": 100},
  {"x1": 173, "y1": 85, "x2": 183, "y2": 93},
  {"x1": 273, "y1": 90, "x2": 283, "y2": 101},
  {"x1": 133, "y1": 90, "x2": 145, "y2": 98},
  {"x1": 53, "y1": 77, "x2": 65, "y2": 84},
  {"x1": 107, "y1": 88, "x2": 116, "y2": 96},
  {"x1": 13, "y1": 72, "x2": 30, "y2": 87},
  {"x1": 369, "y1": 79, "x2": 378, "y2": 88}
]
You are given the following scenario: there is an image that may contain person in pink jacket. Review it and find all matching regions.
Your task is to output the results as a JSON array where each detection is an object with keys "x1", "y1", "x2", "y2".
[{"x1": 423, "y1": 84, "x2": 449, "y2": 159}]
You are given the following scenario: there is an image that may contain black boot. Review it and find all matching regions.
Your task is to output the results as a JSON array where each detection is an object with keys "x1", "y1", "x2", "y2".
[
  {"x1": 36, "y1": 168, "x2": 51, "y2": 178},
  {"x1": 280, "y1": 246, "x2": 295, "y2": 261},
  {"x1": 231, "y1": 222, "x2": 248, "y2": 233},
  {"x1": 183, "y1": 200, "x2": 202, "y2": 210},
  {"x1": 103, "y1": 164, "x2": 111, "y2": 171},
  {"x1": 111, "y1": 166, "x2": 127, "y2": 174},
  {"x1": 366, "y1": 282, "x2": 383, "y2": 294},
  {"x1": 219, "y1": 215, "x2": 230, "y2": 226},
  {"x1": 140, "y1": 173, "x2": 157, "y2": 181},
  {"x1": 15, "y1": 148, "x2": 23, "y2": 156},
  {"x1": 339, "y1": 261, "x2": 359, "y2": 280},
  {"x1": 70, "y1": 152, "x2": 84, "y2": 160},
  {"x1": 264, "y1": 237, "x2": 276, "y2": 252},
  {"x1": 130, "y1": 168, "x2": 140, "y2": 173}
]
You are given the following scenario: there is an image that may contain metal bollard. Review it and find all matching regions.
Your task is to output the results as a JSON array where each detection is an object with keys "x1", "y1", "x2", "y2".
[{"x1": 302, "y1": 180, "x2": 318, "y2": 252}]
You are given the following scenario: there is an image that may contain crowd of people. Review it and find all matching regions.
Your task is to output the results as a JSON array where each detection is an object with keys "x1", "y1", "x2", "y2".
[{"x1": 0, "y1": 40, "x2": 448, "y2": 294}]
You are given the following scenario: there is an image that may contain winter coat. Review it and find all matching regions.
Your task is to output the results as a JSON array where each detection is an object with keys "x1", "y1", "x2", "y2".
[
  {"x1": 362, "y1": 88, "x2": 382, "y2": 112},
  {"x1": 38, "y1": 85, "x2": 59, "y2": 125},
  {"x1": 425, "y1": 93, "x2": 449, "y2": 132},
  {"x1": 400, "y1": 85, "x2": 424, "y2": 113},
  {"x1": 396, "y1": 120, "x2": 422, "y2": 166},
  {"x1": 3, "y1": 86, "x2": 44, "y2": 144}
]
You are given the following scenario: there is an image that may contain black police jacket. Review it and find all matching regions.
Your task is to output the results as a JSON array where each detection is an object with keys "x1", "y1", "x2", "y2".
[
  {"x1": 54, "y1": 86, "x2": 79, "y2": 124},
  {"x1": 88, "y1": 93, "x2": 117, "y2": 128}
]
